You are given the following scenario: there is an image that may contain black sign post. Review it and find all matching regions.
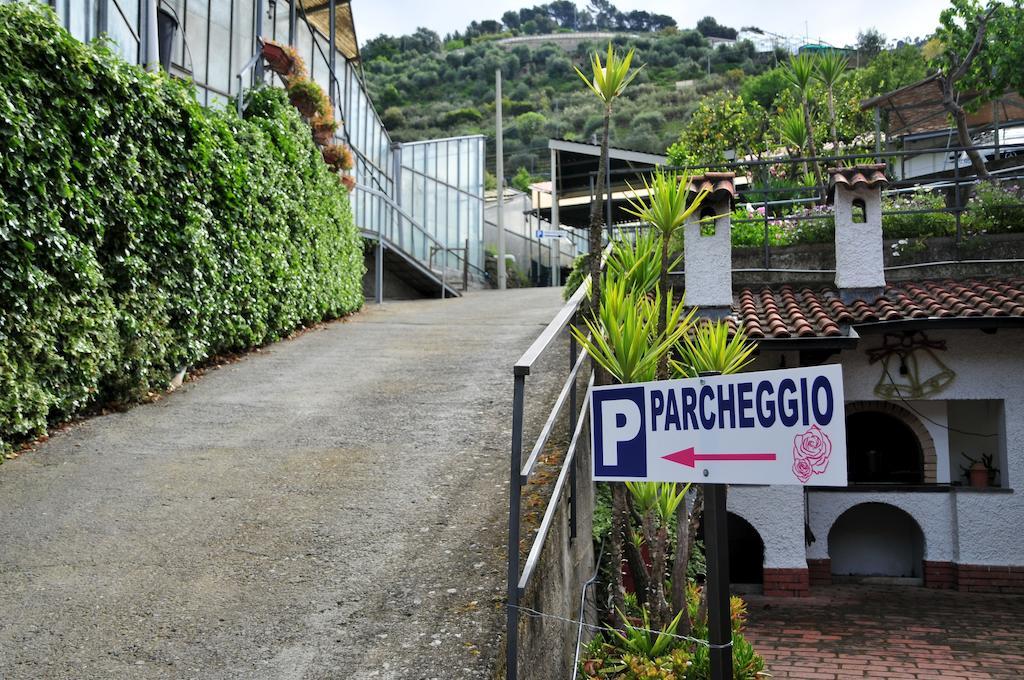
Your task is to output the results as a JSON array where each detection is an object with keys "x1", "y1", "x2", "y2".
[{"x1": 704, "y1": 482, "x2": 732, "y2": 679}]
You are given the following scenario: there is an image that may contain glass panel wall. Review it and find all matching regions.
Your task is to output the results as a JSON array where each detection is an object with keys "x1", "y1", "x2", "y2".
[{"x1": 397, "y1": 136, "x2": 486, "y2": 272}]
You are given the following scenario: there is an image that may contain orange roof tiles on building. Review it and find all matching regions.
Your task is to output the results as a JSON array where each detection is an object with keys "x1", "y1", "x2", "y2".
[{"x1": 727, "y1": 279, "x2": 1024, "y2": 340}]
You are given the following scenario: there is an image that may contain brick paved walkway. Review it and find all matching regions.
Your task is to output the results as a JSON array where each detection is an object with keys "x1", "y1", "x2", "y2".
[{"x1": 744, "y1": 585, "x2": 1024, "y2": 679}]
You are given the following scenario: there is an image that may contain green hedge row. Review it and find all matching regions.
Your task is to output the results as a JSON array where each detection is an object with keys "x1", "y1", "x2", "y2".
[{"x1": 0, "y1": 4, "x2": 364, "y2": 453}]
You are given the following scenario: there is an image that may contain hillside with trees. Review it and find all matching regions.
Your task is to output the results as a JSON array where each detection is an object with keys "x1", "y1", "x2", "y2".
[{"x1": 360, "y1": 1, "x2": 930, "y2": 181}]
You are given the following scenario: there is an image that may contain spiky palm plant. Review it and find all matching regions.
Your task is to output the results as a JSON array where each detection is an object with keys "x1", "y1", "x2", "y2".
[
  {"x1": 575, "y1": 44, "x2": 641, "y2": 312},
  {"x1": 605, "y1": 229, "x2": 664, "y2": 296},
  {"x1": 814, "y1": 51, "x2": 849, "y2": 153},
  {"x1": 623, "y1": 169, "x2": 710, "y2": 379},
  {"x1": 777, "y1": 108, "x2": 810, "y2": 177},
  {"x1": 781, "y1": 53, "x2": 823, "y2": 191}
]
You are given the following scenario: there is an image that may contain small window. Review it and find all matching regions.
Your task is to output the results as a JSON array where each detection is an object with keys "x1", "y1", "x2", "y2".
[
  {"x1": 852, "y1": 198, "x2": 867, "y2": 224},
  {"x1": 699, "y1": 206, "x2": 717, "y2": 236}
]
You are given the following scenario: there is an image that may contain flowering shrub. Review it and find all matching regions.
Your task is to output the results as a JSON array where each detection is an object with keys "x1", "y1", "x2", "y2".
[
  {"x1": 964, "y1": 182, "x2": 1024, "y2": 236},
  {"x1": 882, "y1": 190, "x2": 955, "y2": 239}
]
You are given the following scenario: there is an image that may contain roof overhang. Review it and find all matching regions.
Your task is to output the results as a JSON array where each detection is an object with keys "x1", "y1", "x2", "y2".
[{"x1": 299, "y1": 0, "x2": 359, "y2": 63}]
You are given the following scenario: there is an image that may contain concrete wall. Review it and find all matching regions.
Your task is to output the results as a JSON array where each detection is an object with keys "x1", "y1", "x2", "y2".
[
  {"x1": 513, "y1": 444, "x2": 596, "y2": 680},
  {"x1": 729, "y1": 485, "x2": 808, "y2": 569}
]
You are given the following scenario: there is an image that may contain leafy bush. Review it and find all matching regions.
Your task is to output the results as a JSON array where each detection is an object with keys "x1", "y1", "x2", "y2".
[
  {"x1": 882, "y1": 190, "x2": 955, "y2": 239},
  {"x1": 964, "y1": 182, "x2": 1024, "y2": 235},
  {"x1": 0, "y1": 4, "x2": 364, "y2": 453}
]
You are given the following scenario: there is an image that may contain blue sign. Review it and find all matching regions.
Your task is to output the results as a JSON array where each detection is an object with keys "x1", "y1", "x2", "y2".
[{"x1": 592, "y1": 385, "x2": 647, "y2": 479}]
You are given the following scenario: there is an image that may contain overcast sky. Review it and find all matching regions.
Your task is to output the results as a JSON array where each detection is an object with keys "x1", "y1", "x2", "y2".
[{"x1": 355, "y1": 0, "x2": 948, "y2": 47}]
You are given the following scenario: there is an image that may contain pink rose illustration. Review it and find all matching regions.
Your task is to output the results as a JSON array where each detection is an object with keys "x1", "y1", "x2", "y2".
[
  {"x1": 792, "y1": 458, "x2": 813, "y2": 483},
  {"x1": 793, "y1": 424, "x2": 832, "y2": 472},
  {"x1": 792, "y1": 425, "x2": 833, "y2": 483}
]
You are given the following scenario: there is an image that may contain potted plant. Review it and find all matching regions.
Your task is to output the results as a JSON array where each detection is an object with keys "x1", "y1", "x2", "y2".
[
  {"x1": 286, "y1": 78, "x2": 327, "y2": 119},
  {"x1": 310, "y1": 113, "x2": 337, "y2": 145},
  {"x1": 339, "y1": 174, "x2": 356, "y2": 192},
  {"x1": 962, "y1": 453, "x2": 998, "y2": 489},
  {"x1": 261, "y1": 39, "x2": 293, "y2": 76},
  {"x1": 322, "y1": 143, "x2": 354, "y2": 172}
]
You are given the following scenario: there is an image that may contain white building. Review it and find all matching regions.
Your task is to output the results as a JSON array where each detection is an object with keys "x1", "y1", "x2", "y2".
[{"x1": 681, "y1": 167, "x2": 1024, "y2": 596}]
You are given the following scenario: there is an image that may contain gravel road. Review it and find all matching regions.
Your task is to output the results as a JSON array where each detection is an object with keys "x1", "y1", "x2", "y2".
[{"x1": 0, "y1": 288, "x2": 565, "y2": 680}]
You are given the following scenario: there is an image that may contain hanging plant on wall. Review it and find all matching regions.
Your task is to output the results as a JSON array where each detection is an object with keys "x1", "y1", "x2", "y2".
[
  {"x1": 322, "y1": 143, "x2": 354, "y2": 172},
  {"x1": 867, "y1": 331, "x2": 955, "y2": 399},
  {"x1": 310, "y1": 113, "x2": 338, "y2": 145},
  {"x1": 261, "y1": 39, "x2": 304, "y2": 80},
  {"x1": 339, "y1": 174, "x2": 356, "y2": 192},
  {"x1": 286, "y1": 77, "x2": 329, "y2": 119}
]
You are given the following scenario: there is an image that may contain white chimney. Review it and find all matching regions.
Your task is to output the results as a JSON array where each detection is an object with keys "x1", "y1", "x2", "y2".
[
  {"x1": 683, "y1": 173, "x2": 736, "y2": 313},
  {"x1": 828, "y1": 164, "x2": 889, "y2": 300}
]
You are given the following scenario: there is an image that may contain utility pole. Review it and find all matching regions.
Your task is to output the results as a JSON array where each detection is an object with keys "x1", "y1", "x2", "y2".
[
  {"x1": 496, "y1": 69, "x2": 507, "y2": 290},
  {"x1": 550, "y1": 146, "x2": 560, "y2": 287}
]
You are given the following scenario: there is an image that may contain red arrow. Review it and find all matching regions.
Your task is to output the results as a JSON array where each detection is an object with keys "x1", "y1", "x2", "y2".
[{"x1": 662, "y1": 447, "x2": 777, "y2": 468}]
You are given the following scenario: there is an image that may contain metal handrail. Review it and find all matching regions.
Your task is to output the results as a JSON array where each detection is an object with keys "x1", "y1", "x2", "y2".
[
  {"x1": 519, "y1": 345, "x2": 589, "y2": 482},
  {"x1": 507, "y1": 265, "x2": 599, "y2": 680},
  {"x1": 235, "y1": 47, "x2": 264, "y2": 116},
  {"x1": 515, "y1": 279, "x2": 589, "y2": 375},
  {"x1": 354, "y1": 185, "x2": 487, "y2": 283},
  {"x1": 517, "y1": 373, "x2": 593, "y2": 595}
]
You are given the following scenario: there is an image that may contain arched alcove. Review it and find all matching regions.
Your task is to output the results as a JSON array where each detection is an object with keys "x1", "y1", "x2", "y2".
[
  {"x1": 828, "y1": 502, "x2": 925, "y2": 578},
  {"x1": 728, "y1": 513, "x2": 765, "y2": 585},
  {"x1": 845, "y1": 402, "x2": 937, "y2": 484},
  {"x1": 697, "y1": 511, "x2": 765, "y2": 585}
]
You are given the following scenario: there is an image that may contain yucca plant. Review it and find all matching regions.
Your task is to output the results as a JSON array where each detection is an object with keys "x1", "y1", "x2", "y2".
[
  {"x1": 575, "y1": 43, "x2": 641, "y2": 311},
  {"x1": 610, "y1": 607, "x2": 685, "y2": 660},
  {"x1": 605, "y1": 229, "x2": 664, "y2": 295},
  {"x1": 624, "y1": 169, "x2": 711, "y2": 378},
  {"x1": 781, "y1": 53, "x2": 823, "y2": 191},
  {"x1": 777, "y1": 108, "x2": 810, "y2": 177},
  {"x1": 571, "y1": 276, "x2": 691, "y2": 385},
  {"x1": 625, "y1": 480, "x2": 691, "y2": 628},
  {"x1": 814, "y1": 51, "x2": 849, "y2": 152},
  {"x1": 572, "y1": 266, "x2": 690, "y2": 619},
  {"x1": 672, "y1": 321, "x2": 757, "y2": 379}
]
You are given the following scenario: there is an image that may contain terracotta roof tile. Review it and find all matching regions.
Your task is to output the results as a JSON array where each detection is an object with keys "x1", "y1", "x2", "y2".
[
  {"x1": 723, "y1": 278, "x2": 1024, "y2": 340},
  {"x1": 826, "y1": 164, "x2": 889, "y2": 203},
  {"x1": 689, "y1": 171, "x2": 737, "y2": 206}
]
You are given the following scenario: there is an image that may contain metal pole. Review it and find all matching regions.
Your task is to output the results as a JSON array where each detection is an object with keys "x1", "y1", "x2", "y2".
[
  {"x1": 993, "y1": 98, "x2": 1001, "y2": 161},
  {"x1": 288, "y1": 0, "x2": 297, "y2": 45},
  {"x1": 254, "y1": 0, "x2": 264, "y2": 83},
  {"x1": 551, "y1": 147, "x2": 560, "y2": 287},
  {"x1": 568, "y1": 331, "x2": 578, "y2": 540},
  {"x1": 506, "y1": 374, "x2": 526, "y2": 680},
  {"x1": 464, "y1": 238, "x2": 470, "y2": 291},
  {"x1": 705, "y1": 482, "x2": 732, "y2": 680},
  {"x1": 763, "y1": 196, "x2": 770, "y2": 270},
  {"x1": 874, "y1": 108, "x2": 882, "y2": 163},
  {"x1": 375, "y1": 237, "x2": 384, "y2": 304},
  {"x1": 954, "y1": 160, "x2": 962, "y2": 256},
  {"x1": 496, "y1": 69, "x2": 508, "y2": 290},
  {"x1": 328, "y1": 0, "x2": 336, "y2": 105}
]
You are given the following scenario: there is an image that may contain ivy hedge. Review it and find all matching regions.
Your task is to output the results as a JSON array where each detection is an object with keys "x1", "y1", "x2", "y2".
[{"x1": 0, "y1": 4, "x2": 364, "y2": 454}]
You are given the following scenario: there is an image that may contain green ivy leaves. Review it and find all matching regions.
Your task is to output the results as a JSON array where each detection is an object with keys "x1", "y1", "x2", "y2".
[{"x1": 0, "y1": 4, "x2": 364, "y2": 455}]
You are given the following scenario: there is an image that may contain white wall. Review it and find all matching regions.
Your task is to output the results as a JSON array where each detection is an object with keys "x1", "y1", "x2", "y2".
[
  {"x1": 807, "y1": 491, "x2": 955, "y2": 562},
  {"x1": 835, "y1": 329, "x2": 1024, "y2": 566},
  {"x1": 739, "y1": 329, "x2": 1024, "y2": 569},
  {"x1": 729, "y1": 486, "x2": 807, "y2": 569}
]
